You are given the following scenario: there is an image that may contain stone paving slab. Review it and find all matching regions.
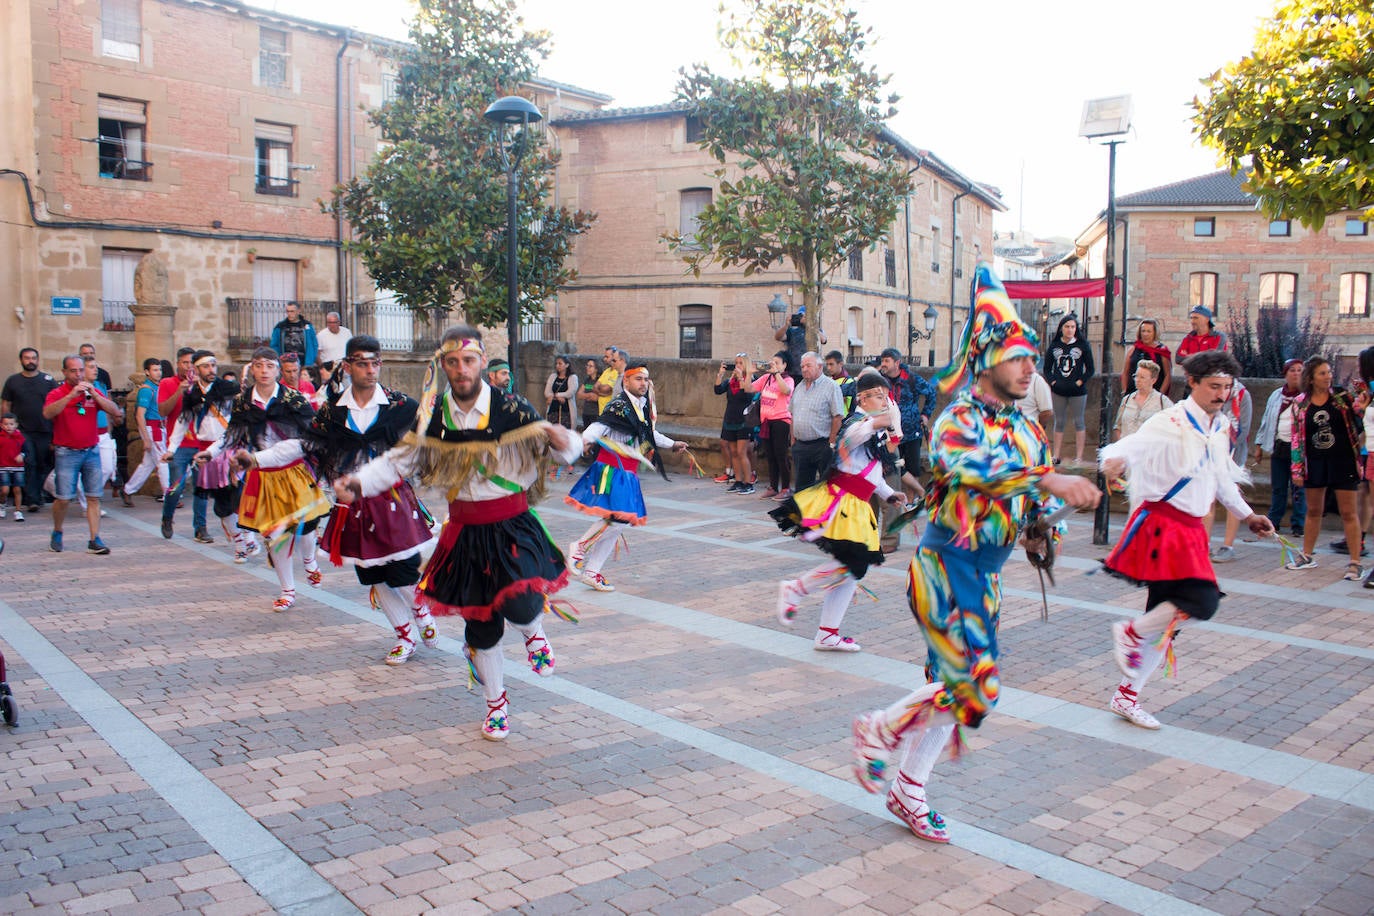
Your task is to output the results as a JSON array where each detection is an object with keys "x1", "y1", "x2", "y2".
[{"x1": 0, "y1": 473, "x2": 1372, "y2": 914}]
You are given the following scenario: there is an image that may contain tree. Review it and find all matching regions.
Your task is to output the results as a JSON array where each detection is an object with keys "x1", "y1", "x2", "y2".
[
  {"x1": 666, "y1": 0, "x2": 912, "y2": 349},
  {"x1": 325, "y1": 0, "x2": 594, "y2": 327},
  {"x1": 1225, "y1": 303, "x2": 1332, "y2": 377},
  {"x1": 1193, "y1": 0, "x2": 1374, "y2": 229}
]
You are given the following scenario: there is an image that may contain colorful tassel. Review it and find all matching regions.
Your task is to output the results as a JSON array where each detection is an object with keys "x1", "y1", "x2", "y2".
[
  {"x1": 545, "y1": 598, "x2": 580, "y2": 624},
  {"x1": 464, "y1": 644, "x2": 481, "y2": 690}
]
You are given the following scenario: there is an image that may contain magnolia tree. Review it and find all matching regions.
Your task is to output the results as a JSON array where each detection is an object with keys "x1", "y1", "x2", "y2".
[
  {"x1": 666, "y1": 0, "x2": 912, "y2": 350},
  {"x1": 326, "y1": 0, "x2": 594, "y2": 327},
  {"x1": 1193, "y1": 0, "x2": 1374, "y2": 229}
]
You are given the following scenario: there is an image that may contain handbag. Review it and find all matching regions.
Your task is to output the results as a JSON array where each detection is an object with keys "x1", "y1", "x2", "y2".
[{"x1": 741, "y1": 395, "x2": 761, "y2": 429}]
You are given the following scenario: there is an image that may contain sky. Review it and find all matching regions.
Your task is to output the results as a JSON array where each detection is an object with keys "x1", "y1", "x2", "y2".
[{"x1": 250, "y1": 0, "x2": 1279, "y2": 240}]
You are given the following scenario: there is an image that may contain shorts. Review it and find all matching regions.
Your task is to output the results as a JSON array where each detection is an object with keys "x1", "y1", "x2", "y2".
[
  {"x1": 1303, "y1": 455, "x2": 1360, "y2": 491},
  {"x1": 0, "y1": 469, "x2": 23, "y2": 489},
  {"x1": 720, "y1": 423, "x2": 750, "y2": 442},
  {"x1": 1146, "y1": 578, "x2": 1222, "y2": 621},
  {"x1": 54, "y1": 446, "x2": 103, "y2": 500}
]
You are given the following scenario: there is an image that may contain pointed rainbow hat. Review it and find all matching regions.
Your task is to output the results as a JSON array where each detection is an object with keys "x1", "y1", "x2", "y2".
[{"x1": 933, "y1": 262, "x2": 1040, "y2": 394}]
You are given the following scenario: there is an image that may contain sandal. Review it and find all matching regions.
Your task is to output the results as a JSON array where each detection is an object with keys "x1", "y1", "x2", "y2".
[
  {"x1": 1344, "y1": 563, "x2": 1363, "y2": 581},
  {"x1": 886, "y1": 774, "x2": 950, "y2": 843}
]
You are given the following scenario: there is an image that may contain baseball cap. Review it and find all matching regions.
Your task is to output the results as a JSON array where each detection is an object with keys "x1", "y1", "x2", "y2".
[{"x1": 1188, "y1": 305, "x2": 1213, "y2": 320}]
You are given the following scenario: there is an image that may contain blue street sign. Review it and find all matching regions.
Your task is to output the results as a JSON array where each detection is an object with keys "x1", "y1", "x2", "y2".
[{"x1": 51, "y1": 297, "x2": 82, "y2": 315}]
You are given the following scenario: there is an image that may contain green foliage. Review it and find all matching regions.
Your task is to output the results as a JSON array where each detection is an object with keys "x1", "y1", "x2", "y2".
[
  {"x1": 1193, "y1": 0, "x2": 1374, "y2": 229},
  {"x1": 667, "y1": 0, "x2": 912, "y2": 348},
  {"x1": 324, "y1": 0, "x2": 595, "y2": 326},
  {"x1": 1225, "y1": 305, "x2": 1332, "y2": 377}
]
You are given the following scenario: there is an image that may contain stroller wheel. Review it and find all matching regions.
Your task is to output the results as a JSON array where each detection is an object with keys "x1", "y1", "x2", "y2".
[{"x1": 1, "y1": 692, "x2": 16, "y2": 728}]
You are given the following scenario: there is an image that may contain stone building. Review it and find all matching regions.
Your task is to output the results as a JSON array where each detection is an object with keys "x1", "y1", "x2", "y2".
[
  {"x1": 1, "y1": 0, "x2": 607, "y2": 382},
  {"x1": 1072, "y1": 170, "x2": 1373, "y2": 375},
  {"x1": 548, "y1": 104, "x2": 1002, "y2": 367},
  {"x1": 3, "y1": 0, "x2": 1002, "y2": 385}
]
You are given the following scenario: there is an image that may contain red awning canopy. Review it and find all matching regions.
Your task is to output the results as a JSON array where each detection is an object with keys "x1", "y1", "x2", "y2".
[{"x1": 1003, "y1": 278, "x2": 1122, "y2": 300}]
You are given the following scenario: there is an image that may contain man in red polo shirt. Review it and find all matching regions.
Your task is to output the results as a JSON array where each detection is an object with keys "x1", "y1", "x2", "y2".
[
  {"x1": 1175, "y1": 306, "x2": 1228, "y2": 360},
  {"x1": 42, "y1": 355, "x2": 123, "y2": 553}
]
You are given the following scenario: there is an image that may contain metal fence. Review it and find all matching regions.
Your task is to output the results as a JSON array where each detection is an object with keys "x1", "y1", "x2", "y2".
[
  {"x1": 102, "y1": 299, "x2": 135, "y2": 332},
  {"x1": 519, "y1": 317, "x2": 562, "y2": 343},
  {"x1": 226, "y1": 299, "x2": 338, "y2": 351},
  {"x1": 353, "y1": 301, "x2": 450, "y2": 353}
]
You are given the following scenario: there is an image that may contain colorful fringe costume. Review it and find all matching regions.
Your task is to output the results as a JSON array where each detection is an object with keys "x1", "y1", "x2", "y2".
[
  {"x1": 769, "y1": 395, "x2": 897, "y2": 652},
  {"x1": 212, "y1": 383, "x2": 329, "y2": 610},
  {"x1": 268, "y1": 376, "x2": 440, "y2": 665},
  {"x1": 565, "y1": 380, "x2": 679, "y2": 591},
  {"x1": 352, "y1": 337, "x2": 581, "y2": 740},
  {"x1": 167, "y1": 376, "x2": 245, "y2": 553},
  {"x1": 852, "y1": 263, "x2": 1059, "y2": 844},
  {"x1": 1098, "y1": 391, "x2": 1257, "y2": 730}
]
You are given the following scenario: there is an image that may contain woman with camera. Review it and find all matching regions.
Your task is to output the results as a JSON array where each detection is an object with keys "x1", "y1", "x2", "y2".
[
  {"x1": 752, "y1": 351, "x2": 795, "y2": 498},
  {"x1": 714, "y1": 354, "x2": 756, "y2": 493}
]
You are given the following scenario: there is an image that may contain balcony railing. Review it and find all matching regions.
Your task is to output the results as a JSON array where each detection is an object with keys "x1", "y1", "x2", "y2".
[
  {"x1": 519, "y1": 317, "x2": 562, "y2": 343},
  {"x1": 227, "y1": 299, "x2": 457, "y2": 355},
  {"x1": 102, "y1": 299, "x2": 135, "y2": 332}
]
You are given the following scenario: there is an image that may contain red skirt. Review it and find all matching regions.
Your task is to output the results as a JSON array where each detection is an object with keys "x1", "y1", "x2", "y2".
[
  {"x1": 322, "y1": 481, "x2": 436, "y2": 568},
  {"x1": 1103, "y1": 500, "x2": 1216, "y2": 586}
]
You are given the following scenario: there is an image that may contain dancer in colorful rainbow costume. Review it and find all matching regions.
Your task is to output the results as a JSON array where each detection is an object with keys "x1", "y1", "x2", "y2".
[
  {"x1": 338, "y1": 326, "x2": 581, "y2": 740},
  {"x1": 255, "y1": 335, "x2": 440, "y2": 665},
  {"x1": 769, "y1": 370, "x2": 905, "y2": 652},
  {"x1": 203, "y1": 347, "x2": 330, "y2": 611},
  {"x1": 1098, "y1": 350, "x2": 1274, "y2": 729},
  {"x1": 565, "y1": 363, "x2": 687, "y2": 592},
  {"x1": 852, "y1": 264, "x2": 1100, "y2": 843}
]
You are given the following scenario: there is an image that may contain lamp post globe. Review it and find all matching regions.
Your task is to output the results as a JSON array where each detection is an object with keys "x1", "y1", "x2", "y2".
[
  {"x1": 483, "y1": 95, "x2": 544, "y2": 390},
  {"x1": 767, "y1": 293, "x2": 790, "y2": 331}
]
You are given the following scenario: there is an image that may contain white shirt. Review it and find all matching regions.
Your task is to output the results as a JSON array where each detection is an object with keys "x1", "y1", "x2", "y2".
[
  {"x1": 167, "y1": 380, "x2": 231, "y2": 451},
  {"x1": 1099, "y1": 395, "x2": 1252, "y2": 519},
  {"x1": 357, "y1": 381, "x2": 580, "y2": 500},
  {"x1": 1015, "y1": 374, "x2": 1053, "y2": 424},
  {"x1": 581, "y1": 393, "x2": 677, "y2": 452},
  {"x1": 255, "y1": 384, "x2": 387, "y2": 471},
  {"x1": 835, "y1": 416, "x2": 896, "y2": 500},
  {"x1": 316, "y1": 327, "x2": 352, "y2": 364}
]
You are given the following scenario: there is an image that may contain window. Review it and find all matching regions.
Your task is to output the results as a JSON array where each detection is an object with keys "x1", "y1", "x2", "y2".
[
  {"x1": 848, "y1": 248, "x2": 863, "y2": 281},
  {"x1": 1346, "y1": 217, "x2": 1369, "y2": 237},
  {"x1": 1339, "y1": 273, "x2": 1370, "y2": 317},
  {"x1": 931, "y1": 226, "x2": 942, "y2": 271},
  {"x1": 1194, "y1": 217, "x2": 1215, "y2": 237},
  {"x1": 678, "y1": 188, "x2": 711, "y2": 247},
  {"x1": 846, "y1": 307, "x2": 864, "y2": 361},
  {"x1": 1258, "y1": 272, "x2": 1298, "y2": 309},
  {"x1": 382, "y1": 72, "x2": 400, "y2": 104},
  {"x1": 684, "y1": 115, "x2": 704, "y2": 144},
  {"x1": 886, "y1": 311, "x2": 897, "y2": 348},
  {"x1": 255, "y1": 122, "x2": 296, "y2": 196},
  {"x1": 101, "y1": 249, "x2": 143, "y2": 331},
  {"x1": 260, "y1": 27, "x2": 289, "y2": 89},
  {"x1": 101, "y1": 0, "x2": 140, "y2": 60},
  {"x1": 953, "y1": 237, "x2": 963, "y2": 279},
  {"x1": 1268, "y1": 219, "x2": 1291, "y2": 237},
  {"x1": 932, "y1": 182, "x2": 940, "y2": 204},
  {"x1": 884, "y1": 248, "x2": 897, "y2": 287},
  {"x1": 1189, "y1": 272, "x2": 1218, "y2": 310},
  {"x1": 98, "y1": 96, "x2": 149, "y2": 180},
  {"x1": 678, "y1": 304, "x2": 712, "y2": 358}
]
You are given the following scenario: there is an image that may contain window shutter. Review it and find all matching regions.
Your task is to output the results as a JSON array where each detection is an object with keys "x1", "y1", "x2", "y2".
[
  {"x1": 98, "y1": 96, "x2": 146, "y2": 124},
  {"x1": 255, "y1": 121, "x2": 294, "y2": 143}
]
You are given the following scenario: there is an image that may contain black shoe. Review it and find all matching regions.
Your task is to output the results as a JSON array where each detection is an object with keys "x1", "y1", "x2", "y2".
[
  {"x1": 1332, "y1": 537, "x2": 1370, "y2": 557},
  {"x1": 161, "y1": 518, "x2": 173, "y2": 539},
  {"x1": 194, "y1": 529, "x2": 214, "y2": 544},
  {"x1": 87, "y1": 537, "x2": 110, "y2": 555}
]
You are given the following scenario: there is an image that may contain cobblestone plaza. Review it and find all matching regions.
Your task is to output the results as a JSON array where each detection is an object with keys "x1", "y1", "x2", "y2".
[{"x1": 2, "y1": 474, "x2": 1372, "y2": 914}]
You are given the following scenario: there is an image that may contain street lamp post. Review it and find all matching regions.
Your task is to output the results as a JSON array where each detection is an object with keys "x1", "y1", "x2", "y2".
[
  {"x1": 908, "y1": 304, "x2": 938, "y2": 368},
  {"x1": 767, "y1": 293, "x2": 791, "y2": 331},
  {"x1": 1079, "y1": 95, "x2": 1132, "y2": 546},
  {"x1": 483, "y1": 95, "x2": 543, "y2": 390}
]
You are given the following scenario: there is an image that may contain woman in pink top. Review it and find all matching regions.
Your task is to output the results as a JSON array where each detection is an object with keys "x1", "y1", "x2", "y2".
[{"x1": 753, "y1": 351, "x2": 795, "y2": 499}]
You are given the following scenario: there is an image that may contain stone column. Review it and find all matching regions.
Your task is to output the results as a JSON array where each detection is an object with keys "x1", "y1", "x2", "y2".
[{"x1": 130, "y1": 252, "x2": 175, "y2": 366}]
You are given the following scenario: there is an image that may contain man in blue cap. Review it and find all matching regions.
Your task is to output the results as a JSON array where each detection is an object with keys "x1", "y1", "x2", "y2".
[{"x1": 1176, "y1": 305, "x2": 1228, "y2": 360}]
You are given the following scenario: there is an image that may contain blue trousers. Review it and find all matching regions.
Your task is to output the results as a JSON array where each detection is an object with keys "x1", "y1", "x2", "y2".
[
  {"x1": 162, "y1": 445, "x2": 208, "y2": 532},
  {"x1": 1268, "y1": 446, "x2": 1306, "y2": 534}
]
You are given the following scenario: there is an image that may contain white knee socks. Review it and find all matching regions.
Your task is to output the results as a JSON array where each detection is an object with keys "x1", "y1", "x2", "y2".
[
  {"x1": 896, "y1": 723, "x2": 955, "y2": 786},
  {"x1": 582, "y1": 531, "x2": 618, "y2": 575},
  {"x1": 301, "y1": 530, "x2": 319, "y2": 568},
  {"x1": 373, "y1": 585, "x2": 414, "y2": 630},
  {"x1": 817, "y1": 575, "x2": 857, "y2": 632},
  {"x1": 877, "y1": 683, "x2": 958, "y2": 745},
  {"x1": 470, "y1": 647, "x2": 505, "y2": 703}
]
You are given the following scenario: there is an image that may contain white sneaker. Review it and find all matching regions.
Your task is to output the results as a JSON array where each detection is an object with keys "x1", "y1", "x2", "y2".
[
  {"x1": 567, "y1": 539, "x2": 587, "y2": 571},
  {"x1": 1110, "y1": 694, "x2": 1161, "y2": 729},
  {"x1": 414, "y1": 612, "x2": 440, "y2": 648},
  {"x1": 245, "y1": 538, "x2": 262, "y2": 558},
  {"x1": 580, "y1": 571, "x2": 614, "y2": 592},
  {"x1": 814, "y1": 627, "x2": 861, "y2": 652},
  {"x1": 385, "y1": 638, "x2": 416, "y2": 666},
  {"x1": 0, "y1": 506, "x2": 6, "y2": 519},
  {"x1": 13, "y1": 511, "x2": 23, "y2": 522}
]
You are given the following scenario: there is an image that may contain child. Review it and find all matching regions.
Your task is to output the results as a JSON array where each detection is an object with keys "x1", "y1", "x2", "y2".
[{"x1": 0, "y1": 414, "x2": 25, "y2": 521}]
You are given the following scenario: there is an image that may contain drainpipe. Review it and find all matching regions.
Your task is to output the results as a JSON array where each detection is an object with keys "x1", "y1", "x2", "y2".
[
  {"x1": 947, "y1": 186, "x2": 972, "y2": 359},
  {"x1": 334, "y1": 30, "x2": 351, "y2": 321}
]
